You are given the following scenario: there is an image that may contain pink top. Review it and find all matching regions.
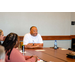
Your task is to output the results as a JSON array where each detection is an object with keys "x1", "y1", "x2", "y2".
[{"x1": 5, "y1": 48, "x2": 35, "y2": 62}]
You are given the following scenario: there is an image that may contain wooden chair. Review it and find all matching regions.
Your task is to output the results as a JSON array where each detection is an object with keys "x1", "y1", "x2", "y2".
[
  {"x1": 68, "y1": 39, "x2": 75, "y2": 51},
  {"x1": 20, "y1": 42, "x2": 23, "y2": 49}
]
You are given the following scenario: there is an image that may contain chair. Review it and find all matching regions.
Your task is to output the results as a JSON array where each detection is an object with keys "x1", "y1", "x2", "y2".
[
  {"x1": 68, "y1": 38, "x2": 75, "y2": 51},
  {"x1": 20, "y1": 42, "x2": 23, "y2": 49}
]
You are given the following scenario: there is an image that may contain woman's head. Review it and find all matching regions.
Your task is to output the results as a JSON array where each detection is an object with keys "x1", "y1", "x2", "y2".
[
  {"x1": 2, "y1": 33, "x2": 19, "y2": 60},
  {"x1": 0, "y1": 29, "x2": 4, "y2": 41}
]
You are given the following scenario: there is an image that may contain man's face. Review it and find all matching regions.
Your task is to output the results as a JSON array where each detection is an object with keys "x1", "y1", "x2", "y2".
[
  {"x1": 0, "y1": 32, "x2": 4, "y2": 41},
  {"x1": 30, "y1": 27, "x2": 38, "y2": 36}
]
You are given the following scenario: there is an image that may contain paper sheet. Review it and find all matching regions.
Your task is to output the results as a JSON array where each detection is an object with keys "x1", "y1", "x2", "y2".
[
  {"x1": 35, "y1": 49, "x2": 45, "y2": 51},
  {"x1": 61, "y1": 48, "x2": 67, "y2": 50}
]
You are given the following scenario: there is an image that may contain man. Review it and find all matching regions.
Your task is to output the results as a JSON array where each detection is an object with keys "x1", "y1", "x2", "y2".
[
  {"x1": 23, "y1": 26, "x2": 43, "y2": 48},
  {"x1": 0, "y1": 45, "x2": 5, "y2": 62},
  {"x1": 0, "y1": 29, "x2": 4, "y2": 45}
]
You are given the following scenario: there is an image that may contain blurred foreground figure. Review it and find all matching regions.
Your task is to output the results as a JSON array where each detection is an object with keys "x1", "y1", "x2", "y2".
[{"x1": 0, "y1": 45, "x2": 5, "y2": 62}]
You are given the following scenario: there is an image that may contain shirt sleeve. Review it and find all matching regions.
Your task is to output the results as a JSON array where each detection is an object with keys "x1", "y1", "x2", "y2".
[
  {"x1": 23, "y1": 34, "x2": 29, "y2": 45},
  {"x1": 38, "y1": 34, "x2": 43, "y2": 43},
  {"x1": 14, "y1": 50, "x2": 36, "y2": 62},
  {"x1": 24, "y1": 56, "x2": 35, "y2": 62}
]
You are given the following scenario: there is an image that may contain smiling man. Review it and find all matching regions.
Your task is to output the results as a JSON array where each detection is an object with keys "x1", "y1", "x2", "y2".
[{"x1": 23, "y1": 26, "x2": 43, "y2": 49}]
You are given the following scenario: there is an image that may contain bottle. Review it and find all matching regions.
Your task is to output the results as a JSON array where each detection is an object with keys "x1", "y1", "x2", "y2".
[
  {"x1": 54, "y1": 40, "x2": 57, "y2": 49},
  {"x1": 22, "y1": 45, "x2": 25, "y2": 52}
]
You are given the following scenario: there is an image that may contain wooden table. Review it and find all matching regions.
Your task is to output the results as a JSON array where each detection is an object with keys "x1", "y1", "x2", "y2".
[{"x1": 23, "y1": 47, "x2": 75, "y2": 62}]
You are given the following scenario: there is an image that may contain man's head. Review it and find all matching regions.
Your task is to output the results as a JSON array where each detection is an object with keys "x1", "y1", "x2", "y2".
[
  {"x1": 30, "y1": 26, "x2": 38, "y2": 36},
  {"x1": 0, "y1": 45, "x2": 5, "y2": 62},
  {"x1": 0, "y1": 29, "x2": 4, "y2": 41}
]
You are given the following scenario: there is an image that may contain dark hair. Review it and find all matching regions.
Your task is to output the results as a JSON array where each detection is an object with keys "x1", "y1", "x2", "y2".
[
  {"x1": 30, "y1": 26, "x2": 37, "y2": 31},
  {"x1": 2, "y1": 33, "x2": 18, "y2": 60}
]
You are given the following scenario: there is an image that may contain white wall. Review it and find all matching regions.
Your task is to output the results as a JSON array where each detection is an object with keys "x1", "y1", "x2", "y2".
[
  {"x1": 0, "y1": 12, "x2": 71, "y2": 36},
  {"x1": 0, "y1": 12, "x2": 73, "y2": 49}
]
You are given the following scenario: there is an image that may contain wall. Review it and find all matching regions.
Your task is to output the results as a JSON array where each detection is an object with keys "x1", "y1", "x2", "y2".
[
  {"x1": 0, "y1": 12, "x2": 72, "y2": 49},
  {"x1": 0, "y1": 12, "x2": 71, "y2": 36}
]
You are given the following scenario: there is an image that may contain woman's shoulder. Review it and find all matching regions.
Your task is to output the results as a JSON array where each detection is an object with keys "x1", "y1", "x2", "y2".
[
  {"x1": 5, "y1": 49, "x2": 18, "y2": 62},
  {"x1": 7, "y1": 48, "x2": 25, "y2": 62},
  {"x1": 12, "y1": 48, "x2": 20, "y2": 53}
]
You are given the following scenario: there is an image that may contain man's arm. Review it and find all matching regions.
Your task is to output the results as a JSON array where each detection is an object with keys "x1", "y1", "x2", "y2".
[{"x1": 25, "y1": 43, "x2": 43, "y2": 49}]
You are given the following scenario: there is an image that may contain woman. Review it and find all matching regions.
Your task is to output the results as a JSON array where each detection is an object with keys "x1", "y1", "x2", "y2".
[
  {"x1": 2, "y1": 33, "x2": 37, "y2": 62},
  {"x1": 0, "y1": 29, "x2": 4, "y2": 45}
]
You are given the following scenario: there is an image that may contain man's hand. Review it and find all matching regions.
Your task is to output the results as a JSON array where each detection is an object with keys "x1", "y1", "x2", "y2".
[{"x1": 25, "y1": 43, "x2": 43, "y2": 49}]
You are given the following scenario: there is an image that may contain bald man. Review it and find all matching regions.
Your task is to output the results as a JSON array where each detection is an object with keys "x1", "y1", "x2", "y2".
[{"x1": 23, "y1": 26, "x2": 43, "y2": 49}]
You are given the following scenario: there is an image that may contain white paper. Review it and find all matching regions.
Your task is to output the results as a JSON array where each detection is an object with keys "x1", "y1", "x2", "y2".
[
  {"x1": 61, "y1": 48, "x2": 67, "y2": 50},
  {"x1": 35, "y1": 49, "x2": 45, "y2": 51}
]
